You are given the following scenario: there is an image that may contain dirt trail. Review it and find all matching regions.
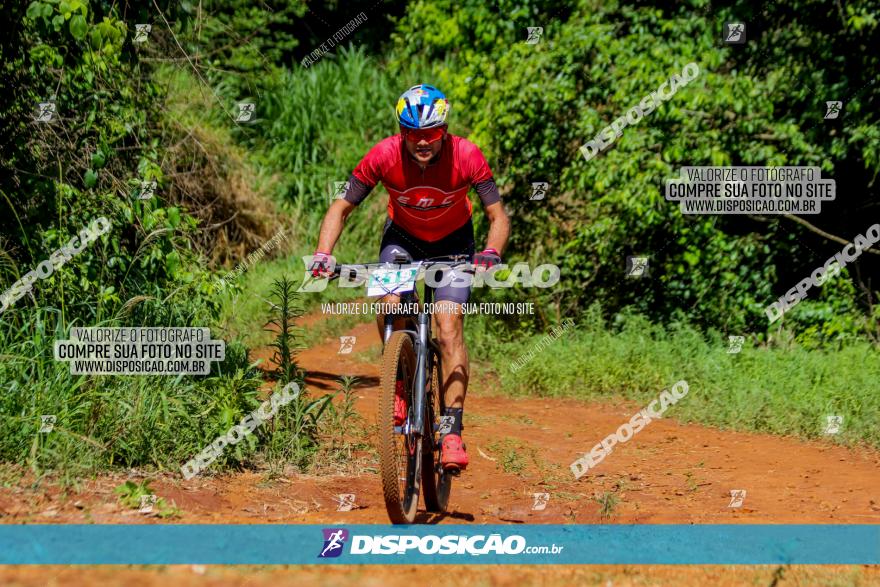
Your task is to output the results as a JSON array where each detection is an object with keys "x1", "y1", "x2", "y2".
[
  {"x1": 298, "y1": 322, "x2": 880, "y2": 525},
  {"x1": 1, "y1": 318, "x2": 879, "y2": 585}
]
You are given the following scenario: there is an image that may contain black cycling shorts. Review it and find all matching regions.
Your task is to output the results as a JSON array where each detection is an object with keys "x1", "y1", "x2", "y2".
[{"x1": 379, "y1": 217, "x2": 475, "y2": 304}]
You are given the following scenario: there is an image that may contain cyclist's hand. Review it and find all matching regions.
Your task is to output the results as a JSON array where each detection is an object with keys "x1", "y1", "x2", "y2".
[
  {"x1": 473, "y1": 247, "x2": 501, "y2": 271},
  {"x1": 308, "y1": 251, "x2": 335, "y2": 278}
]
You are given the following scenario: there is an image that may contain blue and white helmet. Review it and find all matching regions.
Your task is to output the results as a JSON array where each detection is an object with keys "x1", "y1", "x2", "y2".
[{"x1": 396, "y1": 84, "x2": 450, "y2": 129}]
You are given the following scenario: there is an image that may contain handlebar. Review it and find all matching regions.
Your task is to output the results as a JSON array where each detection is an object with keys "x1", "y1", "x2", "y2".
[{"x1": 323, "y1": 254, "x2": 476, "y2": 281}]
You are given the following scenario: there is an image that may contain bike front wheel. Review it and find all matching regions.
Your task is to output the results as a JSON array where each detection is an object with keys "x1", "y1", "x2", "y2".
[{"x1": 378, "y1": 331, "x2": 422, "y2": 524}]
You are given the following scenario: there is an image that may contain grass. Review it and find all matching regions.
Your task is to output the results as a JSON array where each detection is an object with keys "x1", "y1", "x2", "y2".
[
  {"x1": 217, "y1": 252, "x2": 380, "y2": 350},
  {"x1": 0, "y1": 53, "x2": 397, "y2": 479},
  {"x1": 486, "y1": 437, "x2": 566, "y2": 483},
  {"x1": 114, "y1": 480, "x2": 180, "y2": 518},
  {"x1": 497, "y1": 441, "x2": 526, "y2": 475},
  {"x1": 323, "y1": 375, "x2": 365, "y2": 455},
  {"x1": 486, "y1": 438, "x2": 529, "y2": 476},
  {"x1": 0, "y1": 275, "x2": 350, "y2": 480},
  {"x1": 0, "y1": 308, "x2": 264, "y2": 479},
  {"x1": 475, "y1": 304, "x2": 880, "y2": 449},
  {"x1": 594, "y1": 491, "x2": 620, "y2": 519}
]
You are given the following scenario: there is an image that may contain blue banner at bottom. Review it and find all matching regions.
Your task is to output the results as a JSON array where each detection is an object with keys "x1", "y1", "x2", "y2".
[{"x1": 0, "y1": 525, "x2": 877, "y2": 565}]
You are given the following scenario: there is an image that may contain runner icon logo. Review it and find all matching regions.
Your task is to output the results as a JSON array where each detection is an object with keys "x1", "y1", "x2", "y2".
[
  {"x1": 526, "y1": 27, "x2": 543, "y2": 44},
  {"x1": 331, "y1": 181, "x2": 349, "y2": 202},
  {"x1": 626, "y1": 256, "x2": 648, "y2": 278},
  {"x1": 824, "y1": 415, "x2": 843, "y2": 435},
  {"x1": 530, "y1": 182, "x2": 549, "y2": 201},
  {"x1": 338, "y1": 336, "x2": 356, "y2": 354},
  {"x1": 723, "y1": 23, "x2": 746, "y2": 44},
  {"x1": 728, "y1": 489, "x2": 746, "y2": 508},
  {"x1": 39, "y1": 415, "x2": 56, "y2": 433},
  {"x1": 335, "y1": 494, "x2": 356, "y2": 511},
  {"x1": 824, "y1": 101, "x2": 843, "y2": 119},
  {"x1": 139, "y1": 494, "x2": 157, "y2": 514},
  {"x1": 438, "y1": 416, "x2": 455, "y2": 434},
  {"x1": 532, "y1": 493, "x2": 550, "y2": 511},
  {"x1": 236, "y1": 102, "x2": 255, "y2": 123},
  {"x1": 727, "y1": 335, "x2": 744, "y2": 354},
  {"x1": 319, "y1": 528, "x2": 349, "y2": 558},
  {"x1": 137, "y1": 180, "x2": 157, "y2": 200},
  {"x1": 36, "y1": 101, "x2": 56, "y2": 122},
  {"x1": 133, "y1": 24, "x2": 151, "y2": 44}
]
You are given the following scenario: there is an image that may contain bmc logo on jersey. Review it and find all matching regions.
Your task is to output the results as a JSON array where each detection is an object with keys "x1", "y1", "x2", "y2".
[{"x1": 392, "y1": 186, "x2": 465, "y2": 222}]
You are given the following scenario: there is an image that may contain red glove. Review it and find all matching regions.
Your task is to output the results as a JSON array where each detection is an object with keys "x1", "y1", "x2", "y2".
[
  {"x1": 308, "y1": 251, "x2": 335, "y2": 277},
  {"x1": 473, "y1": 247, "x2": 501, "y2": 271}
]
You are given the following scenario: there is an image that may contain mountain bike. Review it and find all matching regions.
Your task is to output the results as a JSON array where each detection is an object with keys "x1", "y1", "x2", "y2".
[{"x1": 328, "y1": 254, "x2": 472, "y2": 524}]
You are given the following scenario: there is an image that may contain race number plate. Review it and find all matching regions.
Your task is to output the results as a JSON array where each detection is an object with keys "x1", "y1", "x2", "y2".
[{"x1": 366, "y1": 265, "x2": 419, "y2": 297}]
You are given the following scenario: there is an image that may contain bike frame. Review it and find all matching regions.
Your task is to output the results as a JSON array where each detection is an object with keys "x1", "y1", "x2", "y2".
[
  {"x1": 320, "y1": 255, "x2": 471, "y2": 442},
  {"x1": 383, "y1": 278, "x2": 435, "y2": 439},
  {"x1": 315, "y1": 256, "x2": 469, "y2": 520}
]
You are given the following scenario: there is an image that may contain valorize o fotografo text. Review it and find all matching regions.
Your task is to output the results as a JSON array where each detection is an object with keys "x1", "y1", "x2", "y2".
[{"x1": 53, "y1": 327, "x2": 226, "y2": 375}]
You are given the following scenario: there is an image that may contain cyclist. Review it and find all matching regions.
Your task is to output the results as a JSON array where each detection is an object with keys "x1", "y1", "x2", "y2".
[{"x1": 309, "y1": 84, "x2": 510, "y2": 472}]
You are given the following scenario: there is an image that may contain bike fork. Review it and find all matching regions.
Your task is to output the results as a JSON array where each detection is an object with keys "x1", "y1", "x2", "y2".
[
  {"x1": 410, "y1": 311, "x2": 430, "y2": 436},
  {"x1": 383, "y1": 318, "x2": 393, "y2": 345}
]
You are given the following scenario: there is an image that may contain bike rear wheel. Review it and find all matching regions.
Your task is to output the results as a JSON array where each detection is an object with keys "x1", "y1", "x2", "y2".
[
  {"x1": 421, "y1": 345, "x2": 452, "y2": 512},
  {"x1": 378, "y1": 331, "x2": 421, "y2": 524}
]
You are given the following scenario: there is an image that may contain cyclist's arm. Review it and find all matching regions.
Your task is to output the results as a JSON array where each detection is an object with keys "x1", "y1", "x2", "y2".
[
  {"x1": 482, "y1": 200, "x2": 510, "y2": 255},
  {"x1": 466, "y1": 141, "x2": 509, "y2": 255},
  {"x1": 315, "y1": 198, "x2": 357, "y2": 253},
  {"x1": 314, "y1": 150, "x2": 380, "y2": 253},
  {"x1": 459, "y1": 139, "x2": 510, "y2": 253}
]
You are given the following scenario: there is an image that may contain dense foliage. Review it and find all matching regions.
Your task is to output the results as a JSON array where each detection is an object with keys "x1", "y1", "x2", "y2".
[
  {"x1": 0, "y1": 0, "x2": 877, "y2": 475},
  {"x1": 388, "y1": 0, "x2": 879, "y2": 342},
  {"x1": 0, "y1": 1, "x2": 318, "y2": 476}
]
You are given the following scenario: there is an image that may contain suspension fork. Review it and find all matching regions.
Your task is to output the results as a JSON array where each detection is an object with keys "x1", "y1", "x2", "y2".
[
  {"x1": 383, "y1": 316, "x2": 394, "y2": 345},
  {"x1": 382, "y1": 290, "x2": 428, "y2": 436},
  {"x1": 410, "y1": 308, "x2": 430, "y2": 436},
  {"x1": 409, "y1": 284, "x2": 435, "y2": 437}
]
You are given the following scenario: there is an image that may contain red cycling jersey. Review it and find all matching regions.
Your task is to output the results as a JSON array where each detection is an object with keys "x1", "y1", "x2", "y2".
[{"x1": 348, "y1": 134, "x2": 498, "y2": 242}]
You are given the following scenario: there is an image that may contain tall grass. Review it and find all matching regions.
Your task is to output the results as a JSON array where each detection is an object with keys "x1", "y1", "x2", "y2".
[
  {"x1": 472, "y1": 304, "x2": 880, "y2": 448},
  {"x1": 0, "y1": 307, "x2": 265, "y2": 477},
  {"x1": 0, "y1": 297, "x2": 334, "y2": 479},
  {"x1": 255, "y1": 46, "x2": 399, "y2": 251},
  {"x1": 195, "y1": 48, "x2": 411, "y2": 341}
]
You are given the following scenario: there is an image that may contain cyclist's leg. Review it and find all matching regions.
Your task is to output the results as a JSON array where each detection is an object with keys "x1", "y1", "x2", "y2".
[
  {"x1": 376, "y1": 219, "x2": 425, "y2": 341},
  {"x1": 434, "y1": 286, "x2": 470, "y2": 411},
  {"x1": 429, "y1": 217, "x2": 475, "y2": 413},
  {"x1": 434, "y1": 294, "x2": 470, "y2": 469},
  {"x1": 429, "y1": 220, "x2": 475, "y2": 469},
  {"x1": 433, "y1": 302, "x2": 468, "y2": 407}
]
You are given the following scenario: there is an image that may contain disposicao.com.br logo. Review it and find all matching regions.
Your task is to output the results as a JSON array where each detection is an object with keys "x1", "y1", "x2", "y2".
[{"x1": 318, "y1": 529, "x2": 563, "y2": 557}]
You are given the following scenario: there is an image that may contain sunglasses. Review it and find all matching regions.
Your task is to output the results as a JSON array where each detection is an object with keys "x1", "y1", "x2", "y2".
[{"x1": 402, "y1": 126, "x2": 446, "y2": 144}]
